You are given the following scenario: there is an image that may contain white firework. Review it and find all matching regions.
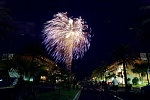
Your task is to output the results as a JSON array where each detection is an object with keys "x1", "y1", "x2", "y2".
[{"x1": 42, "y1": 12, "x2": 91, "y2": 71}]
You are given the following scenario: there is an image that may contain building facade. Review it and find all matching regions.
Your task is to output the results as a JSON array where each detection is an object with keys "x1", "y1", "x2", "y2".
[{"x1": 105, "y1": 59, "x2": 150, "y2": 84}]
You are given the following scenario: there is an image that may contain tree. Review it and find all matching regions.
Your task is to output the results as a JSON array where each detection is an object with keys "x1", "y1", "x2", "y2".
[
  {"x1": 112, "y1": 44, "x2": 136, "y2": 89},
  {"x1": 136, "y1": 6, "x2": 150, "y2": 84},
  {"x1": 0, "y1": 1, "x2": 14, "y2": 54},
  {"x1": 0, "y1": 59, "x2": 8, "y2": 70},
  {"x1": 13, "y1": 54, "x2": 58, "y2": 82},
  {"x1": 92, "y1": 68, "x2": 101, "y2": 81},
  {"x1": 137, "y1": 6, "x2": 150, "y2": 51},
  {"x1": 132, "y1": 62, "x2": 147, "y2": 83},
  {"x1": 91, "y1": 62, "x2": 108, "y2": 81},
  {"x1": 21, "y1": 38, "x2": 47, "y2": 79},
  {"x1": 0, "y1": 1, "x2": 13, "y2": 37}
]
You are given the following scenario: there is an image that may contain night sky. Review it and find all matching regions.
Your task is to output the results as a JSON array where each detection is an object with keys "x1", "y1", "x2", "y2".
[{"x1": 1, "y1": 0, "x2": 150, "y2": 80}]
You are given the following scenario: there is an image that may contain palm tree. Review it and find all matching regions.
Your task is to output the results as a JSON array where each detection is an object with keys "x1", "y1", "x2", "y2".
[
  {"x1": 137, "y1": 6, "x2": 150, "y2": 51},
  {"x1": 13, "y1": 54, "x2": 58, "y2": 81},
  {"x1": 136, "y1": 6, "x2": 150, "y2": 84},
  {"x1": 0, "y1": 1, "x2": 14, "y2": 55},
  {"x1": 21, "y1": 40, "x2": 47, "y2": 76},
  {"x1": 112, "y1": 44, "x2": 136, "y2": 89},
  {"x1": 0, "y1": 1, "x2": 13, "y2": 36}
]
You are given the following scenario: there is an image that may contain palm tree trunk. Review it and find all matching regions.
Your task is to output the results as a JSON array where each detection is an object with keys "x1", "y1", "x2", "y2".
[{"x1": 123, "y1": 60, "x2": 128, "y2": 90}]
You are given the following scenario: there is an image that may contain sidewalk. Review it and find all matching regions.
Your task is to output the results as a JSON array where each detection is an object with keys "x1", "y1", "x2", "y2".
[
  {"x1": 73, "y1": 89, "x2": 82, "y2": 100},
  {"x1": 117, "y1": 86, "x2": 141, "y2": 94},
  {"x1": 0, "y1": 86, "x2": 15, "y2": 89},
  {"x1": 107, "y1": 87, "x2": 145, "y2": 100}
]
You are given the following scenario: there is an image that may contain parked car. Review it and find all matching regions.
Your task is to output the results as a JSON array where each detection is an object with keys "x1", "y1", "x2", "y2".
[{"x1": 141, "y1": 84, "x2": 150, "y2": 94}]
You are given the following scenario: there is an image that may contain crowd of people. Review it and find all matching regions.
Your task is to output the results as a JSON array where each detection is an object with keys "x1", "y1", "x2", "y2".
[
  {"x1": 95, "y1": 76, "x2": 132, "y2": 93},
  {"x1": 96, "y1": 76, "x2": 119, "y2": 92}
]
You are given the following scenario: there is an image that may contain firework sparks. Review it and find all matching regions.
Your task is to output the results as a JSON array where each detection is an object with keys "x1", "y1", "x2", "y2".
[{"x1": 42, "y1": 12, "x2": 91, "y2": 71}]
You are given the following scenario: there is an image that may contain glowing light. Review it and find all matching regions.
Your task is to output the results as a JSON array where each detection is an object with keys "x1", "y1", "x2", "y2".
[
  {"x1": 41, "y1": 76, "x2": 46, "y2": 81},
  {"x1": 8, "y1": 68, "x2": 20, "y2": 78},
  {"x1": 42, "y1": 12, "x2": 91, "y2": 70},
  {"x1": 29, "y1": 77, "x2": 34, "y2": 82}
]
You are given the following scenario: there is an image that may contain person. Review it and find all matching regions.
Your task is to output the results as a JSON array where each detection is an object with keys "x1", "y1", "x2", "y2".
[
  {"x1": 102, "y1": 80, "x2": 107, "y2": 91},
  {"x1": 103, "y1": 81, "x2": 108, "y2": 91},
  {"x1": 102, "y1": 80, "x2": 105, "y2": 90},
  {"x1": 127, "y1": 78, "x2": 132, "y2": 92},
  {"x1": 112, "y1": 76, "x2": 118, "y2": 93},
  {"x1": 14, "y1": 76, "x2": 26, "y2": 100},
  {"x1": 99, "y1": 81, "x2": 102, "y2": 89}
]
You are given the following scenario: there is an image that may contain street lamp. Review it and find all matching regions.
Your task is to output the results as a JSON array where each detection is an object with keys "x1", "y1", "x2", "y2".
[
  {"x1": 147, "y1": 53, "x2": 150, "y2": 84},
  {"x1": 140, "y1": 53, "x2": 150, "y2": 84}
]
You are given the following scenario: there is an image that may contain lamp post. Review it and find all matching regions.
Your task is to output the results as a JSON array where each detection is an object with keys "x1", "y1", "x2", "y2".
[
  {"x1": 140, "y1": 53, "x2": 150, "y2": 84},
  {"x1": 147, "y1": 53, "x2": 150, "y2": 84}
]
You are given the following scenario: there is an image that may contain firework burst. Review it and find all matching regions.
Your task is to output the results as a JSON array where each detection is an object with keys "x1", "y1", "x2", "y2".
[{"x1": 42, "y1": 12, "x2": 91, "y2": 71}]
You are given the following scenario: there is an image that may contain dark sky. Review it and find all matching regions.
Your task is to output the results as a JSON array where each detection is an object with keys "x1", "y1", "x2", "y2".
[{"x1": 2, "y1": 0, "x2": 150, "y2": 80}]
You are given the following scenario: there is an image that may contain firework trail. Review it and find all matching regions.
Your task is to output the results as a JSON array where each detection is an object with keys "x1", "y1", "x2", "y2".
[{"x1": 42, "y1": 12, "x2": 91, "y2": 71}]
